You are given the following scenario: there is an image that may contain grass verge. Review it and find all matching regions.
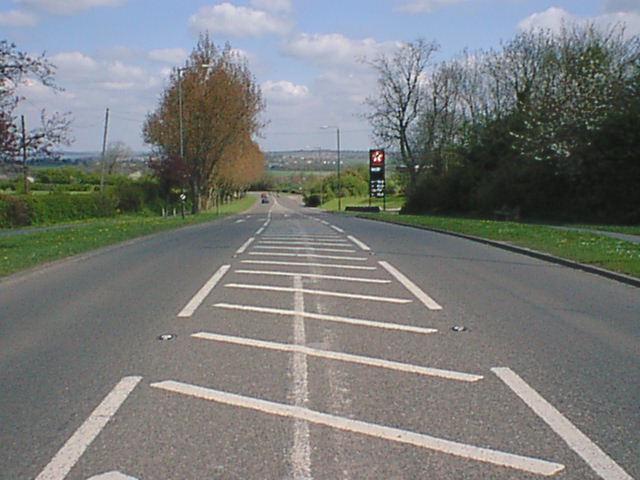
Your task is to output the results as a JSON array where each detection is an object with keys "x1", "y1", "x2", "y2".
[
  {"x1": 357, "y1": 212, "x2": 640, "y2": 279},
  {"x1": 0, "y1": 195, "x2": 256, "y2": 278},
  {"x1": 321, "y1": 195, "x2": 405, "y2": 212}
]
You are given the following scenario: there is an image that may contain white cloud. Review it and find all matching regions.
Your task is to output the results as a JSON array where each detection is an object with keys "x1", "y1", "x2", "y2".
[
  {"x1": 0, "y1": 9, "x2": 37, "y2": 26},
  {"x1": 518, "y1": 6, "x2": 640, "y2": 36},
  {"x1": 283, "y1": 33, "x2": 401, "y2": 67},
  {"x1": 262, "y1": 80, "x2": 309, "y2": 104},
  {"x1": 604, "y1": 0, "x2": 640, "y2": 13},
  {"x1": 16, "y1": 0, "x2": 126, "y2": 15},
  {"x1": 148, "y1": 48, "x2": 188, "y2": 64},
  {"x1": 189, "y1": 3, "x2": 291, "y2": 37},
  {"x1": 250, "y1": 0, "x2": 291, "y2": 12},
  {"x1": 397, "y1": 0, "x2": 466, "y2": 13},
  {"x1": 51, "y1": 51, "x2": 98, "y2": 71}
]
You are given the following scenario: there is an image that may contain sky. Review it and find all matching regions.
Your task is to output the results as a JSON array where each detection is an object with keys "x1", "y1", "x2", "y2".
[{"x1": 2, "y1": 0, "x2": 640, "y2": 153}]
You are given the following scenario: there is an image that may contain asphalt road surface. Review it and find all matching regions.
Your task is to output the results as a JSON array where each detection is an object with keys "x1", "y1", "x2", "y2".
[{"x1": 1, "y1": 194, "x2": 638, "y2": 480}]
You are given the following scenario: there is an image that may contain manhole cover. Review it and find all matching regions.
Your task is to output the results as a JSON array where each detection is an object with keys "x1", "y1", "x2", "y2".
[
  {"x1": 451, "y1": 326, "x2": 467, "y2": 332},
  {"x1": 158, "y1": 334, "x2": 177, "y2": 341}
]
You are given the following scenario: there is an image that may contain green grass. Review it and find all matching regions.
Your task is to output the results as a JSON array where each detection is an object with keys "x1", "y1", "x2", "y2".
[
  {"x1": 0, "y1": 195, "x2": 256, "y2": 277},
  {"x1": 321, "y1": 195, "x2": 405, "y2": 212},
  {"x1": 357, "y1": 212, "x2": 640, "y2": 279},
  {"x1": 570, "y1": 224, "x2": 640, "y2": 236}
]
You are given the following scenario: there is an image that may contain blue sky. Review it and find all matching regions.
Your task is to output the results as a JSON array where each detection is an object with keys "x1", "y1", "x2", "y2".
[{"x1": 2, "y1": 0, "x2": 639, "y2": 152}]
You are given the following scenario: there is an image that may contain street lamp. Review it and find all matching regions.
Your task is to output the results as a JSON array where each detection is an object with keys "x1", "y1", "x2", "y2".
[{"x1": 320, "y1": 125, "x2": 341, "y2": 211}]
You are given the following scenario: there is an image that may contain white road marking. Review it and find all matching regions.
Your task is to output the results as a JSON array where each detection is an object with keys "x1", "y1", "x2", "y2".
[
  {"x1": 320, "y1": 220, "x2": 330, "y2": 225},
  {"x1": 235, "y1": 219, "x2": 245, "y2": 224},
  {"x1": 35, "y1": 376, "x2": 142, "y2": 480},
  {"x1": 330, "y1": 225, "x2": 345, "y2": 233},
  {"x1": 235, "y1": 270, "x2": 390, "y2": 284},
  {"x1": 87, "y1": 472, "x2": 139, "y2": 480},
  {"x1": 255, "y1": 227, "x2": 265, "y2": 235},
  {"x1": 249, "y1": 252, "x2": 368, "y2": 262},
  {"x1": 235, "y1": 237, "x2": 255, "y2": 255},
  {"x1": 492, "y1": 367, "x2": 633, "y2": 480},
  {"x1": 193, "y1": 332, "x2": 482, "y2": 382},
  {"x1": 151, "y1": 381, "x2": 564, "y2": 477},
  {"x1": 291, "y1": 276, "x2": 311, "y2": 479},
  {"x1": 262, "y1": 236, "x2": 340, "y2": 240},
  {"x1": 242, "y1": 260, "x2": 376, "y2": 271},
  {"x1": 177, "y1": 265, "x2": 230, "y2": 318},
  {"x1": 255, "y1": 246, "x2": 357, "y2": 253},
  {"x1": 259, "y1": 241, "x2": 351, "y2": 247},
  {"x1": 379, "y1": 261, "x2": 442, "y2": 311},
  {"x1": 347, "y1": 235, "x2": 371, "y2": 251},
  {"x1": 214, "y1": 303, "x2": 437, "y2": 334},
  {"x1": 225, "y1": 283, "x2": 412, "y2": 304}
]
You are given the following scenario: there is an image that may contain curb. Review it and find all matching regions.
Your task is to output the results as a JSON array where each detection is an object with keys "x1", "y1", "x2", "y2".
[{"x1": 353, "y1": 214, "x2": 640, "y2": 289}]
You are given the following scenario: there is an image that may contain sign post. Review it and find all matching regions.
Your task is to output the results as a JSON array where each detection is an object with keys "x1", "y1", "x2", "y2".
[{"x1": 369, "y1": 149, "x2": 386, "y2": 210}]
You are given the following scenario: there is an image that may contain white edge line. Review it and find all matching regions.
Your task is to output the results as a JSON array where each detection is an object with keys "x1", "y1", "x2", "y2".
[
  {"x1": 347, "y1": 235, "x2": 371, "y2": 251},
  {"x1": 150, "y1": 381, "x2": 564, "y2": 476},
  {"x1": 35, "y1": 376, "x2": 142, "y2": 480},
  {"x1": 330, "y1": 225, "x2": 345, "y2": 233},
  {"x1": 255, "y1": 227, "x2": 265, "y2": 235},
  {"x1": 224, "y1": 283, "x2": 412, "y2": 304},
  {"x1": 213, "y1": 303, "x2": 437, "y2": 335},
  {"x1": 379, "y1": 261, "x2": 442, "y2": 311},
  {"x1": 236, "y1": 237, "x2": 255, "y2": 255},
  {"x1": 193, "y1": 332, "x2": 482, "y2": 382},
  {"x1": 177, "y1": 265, "x2": 230, "y2": 317},
  {"x1": 492, "y1": 367, "x2": 632, "y2": 480},
  {"x1": 235, "y1": 270, "x2": 390, "y2": 284}
]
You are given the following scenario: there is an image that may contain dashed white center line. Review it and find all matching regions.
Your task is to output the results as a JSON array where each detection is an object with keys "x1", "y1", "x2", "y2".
[
  {"x1": 493, "y1": 367, "x2": 633, "y2": 480},
  {"x1": 235, "y1": 270, "x2": 390, "y2": 284},
  {"x1": 225, "y1": 283, "x2": 412, "y2": 304},
  {"x1": 235, "y1": 237, "x2": 255, "y2": 255},
  {"x1": 178, "y1": 265, "x2": 230, "y2": 318},
  {"x1": 255, "y1": 227, "x2": 265, "y2": 235},
  {"x1": 330, "y1": 225, "x2": 344, "y2": 233},
  {"x1": 379, "y1": 261, "x2": 442, "y2": 311},
  {"x1": 242, "y1": 260, "x2": 376, "y2": 271},
  {"x1": 214, "y1": 303, "x2": 437, "y2": 334},
  {"x1": 291, "y1": 276, "x2": 311, "y2": 479},
  {"x1": 35, "y1": 376, "x2": 142, "y2": 480},
  {"x1": 235, "y1": 219, "x2": 245, "y2": 224},
  {"x1": 150, "y1": 381, "x2": 564, "y2": 477},
  {"x1": 249, "y1": 252, "x2": 368, "y2": 262},
  {"x1": 193, "y1": 332, "x2": 482, "y2": 382},
  {"x1": 347, "y1": 235, "x2": 371, "y2": 251}
]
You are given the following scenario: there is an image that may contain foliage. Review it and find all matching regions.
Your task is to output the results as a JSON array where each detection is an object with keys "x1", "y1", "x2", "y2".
[
  {"x1": 144, "y1": 34, "x2": 265, "y2": 213},
  {"x1": 0, "y1": 193, "x2": 116, "y2": 227},
  {"x1": 377, "y1": 25, "x2": 640, "y2": 224}
]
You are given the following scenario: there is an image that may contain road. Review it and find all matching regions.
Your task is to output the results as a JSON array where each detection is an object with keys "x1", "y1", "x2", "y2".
[{"x1": 1, "y1": 194, "x2": 638, "y2": 480}]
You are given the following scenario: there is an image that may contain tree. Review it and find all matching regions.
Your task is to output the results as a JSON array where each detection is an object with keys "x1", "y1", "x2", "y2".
[
  {"x1": 103, "y1": 141, "x2": 133, "y2": 175},
  {"x1": 365, "y1": 39, "x2": 439, "y2": 188},
  {"x1": 0, "y1": 40, "x2": 73, "y2": 187},
  {"x1": 144, "y1": 34, "x2": 264, "y2": 213}
]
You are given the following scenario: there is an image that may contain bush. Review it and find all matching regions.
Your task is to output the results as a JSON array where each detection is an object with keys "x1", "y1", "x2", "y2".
[
  {"x1": 0, "y1": 193, "x2": 117, "y2": 227},
  {"x1": 304, "y1": 193, "x2": 322, "y2": 207}
]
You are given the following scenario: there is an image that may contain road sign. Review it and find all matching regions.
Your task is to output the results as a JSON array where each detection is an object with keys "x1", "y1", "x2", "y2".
[
  {"x1": 369, "y1": 149, "x2": 385, "y2": 199},
  {"x1": 179, "y1": 193, "x2": 186, "y2": 201}
]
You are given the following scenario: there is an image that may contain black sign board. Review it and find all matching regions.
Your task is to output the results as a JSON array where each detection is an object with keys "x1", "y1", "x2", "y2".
[{"x1": 369, "y1": 149, "x2": 385, "y2": 198}]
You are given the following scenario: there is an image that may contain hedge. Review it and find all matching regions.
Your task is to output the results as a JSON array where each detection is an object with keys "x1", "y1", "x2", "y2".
[{"x1": 0, "y1": 193, "x2": 117, "y2": 227}]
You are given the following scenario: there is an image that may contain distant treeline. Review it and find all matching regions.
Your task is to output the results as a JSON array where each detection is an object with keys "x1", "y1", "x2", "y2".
[{"x1": 368, "y1": 25, "x2": 640, "y2": 224}]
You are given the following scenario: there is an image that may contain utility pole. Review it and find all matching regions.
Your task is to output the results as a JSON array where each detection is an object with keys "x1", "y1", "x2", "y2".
[
  {"x1": 21, "y1": 115, "x2": 28, "y2": 194},
  {"x1": 337, "y1": 127, "x2": 341, "y2": 212},
  {"x1": 100, "y1": 108, "x2": 109, "y2": 193}
]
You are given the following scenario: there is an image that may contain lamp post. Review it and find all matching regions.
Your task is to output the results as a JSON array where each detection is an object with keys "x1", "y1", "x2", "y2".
[{"x1": 321, "y1": 125, "x2": 341, "y2": 211}]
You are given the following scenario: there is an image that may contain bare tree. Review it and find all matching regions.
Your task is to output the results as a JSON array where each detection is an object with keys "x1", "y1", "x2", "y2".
[
  {"x1": 103, "y1": 141, "x2": 133, "y2": 175},
  {"x1": 1, "y1": 40, "x2": 72, "y2": 177},
  {"x1": 365, "y1": 39, "x2": 439, "y2": 187}
]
